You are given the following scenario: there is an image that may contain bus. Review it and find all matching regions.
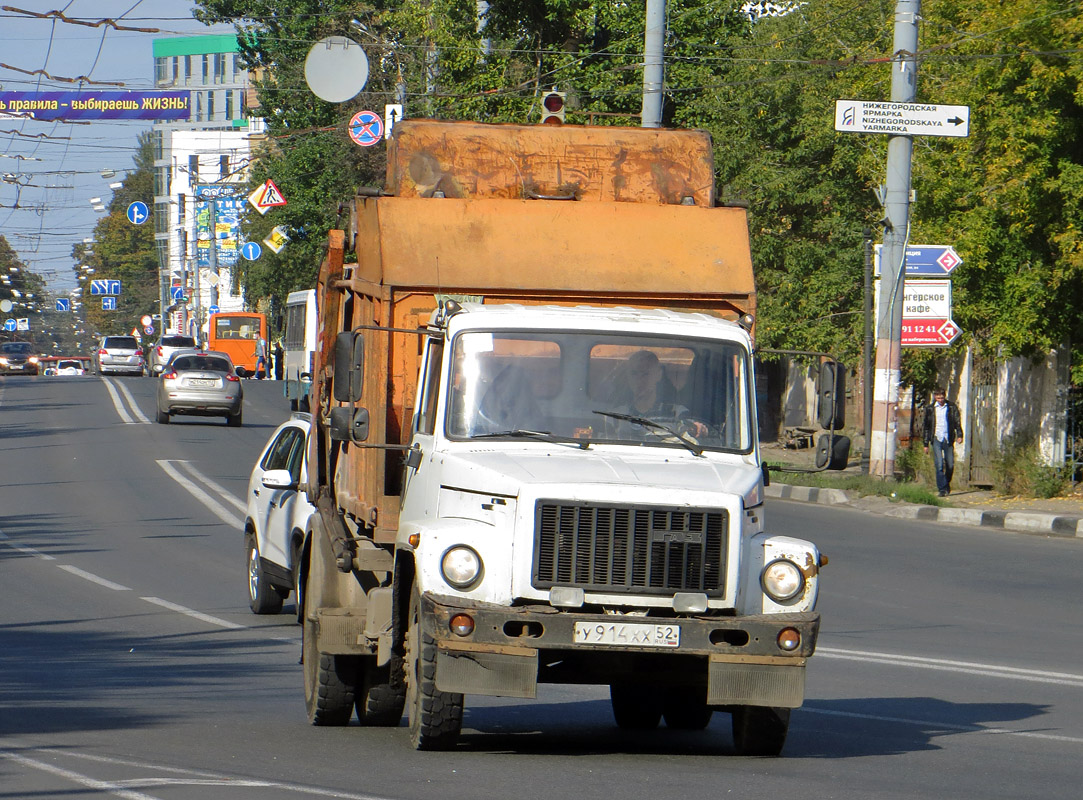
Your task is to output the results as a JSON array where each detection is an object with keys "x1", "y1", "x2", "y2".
[
  {"x1": 207, "y1": 311, "x2": 267, "y2": 377},
  {"x1": 282, "y1": 289, "x2": 316, "y2": 410}
]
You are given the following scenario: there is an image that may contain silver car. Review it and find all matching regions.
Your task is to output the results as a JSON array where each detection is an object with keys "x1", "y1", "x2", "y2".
[
  {"x1": 149, "y1": 334, "x2": 197, "y2": 375},
  {"x1": 95, "y1": 335, "x2": 145, "y2": 376},
  {"x1": 156, "y1": 350, "x2": 243, "y2": 426}
]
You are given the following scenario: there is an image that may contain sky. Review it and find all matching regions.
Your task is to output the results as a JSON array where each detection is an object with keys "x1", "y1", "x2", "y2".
[{"x1": 0, "y1": 1, "x2": 234, "y2": 293}]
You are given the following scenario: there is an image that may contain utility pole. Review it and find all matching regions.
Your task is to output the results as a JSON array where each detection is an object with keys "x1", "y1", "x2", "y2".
[
  {"x1": 869, "y1": 0, "x2": 920, "y2": 477},
  {"x1": 641, "y1": 0, "x2": 665, "y2": 128},
  {"x1": 863, "y1": 227, "x2": 874, "y2": 474}
]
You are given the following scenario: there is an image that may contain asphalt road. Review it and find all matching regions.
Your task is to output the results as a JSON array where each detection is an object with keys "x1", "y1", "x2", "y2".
[{"x1": 2, "y1": 373, "x2": 1081, "y2": 799}]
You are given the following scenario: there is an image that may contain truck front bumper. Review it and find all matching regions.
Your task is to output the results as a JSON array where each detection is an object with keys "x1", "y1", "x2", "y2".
[{"x1": 424, "y1": 593, "x2": 819, "y2": 708}]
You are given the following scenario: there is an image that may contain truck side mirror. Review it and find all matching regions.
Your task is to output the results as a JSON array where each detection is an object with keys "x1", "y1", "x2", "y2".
[
  {"x1": 329, "y1": 406, "x2": 370, "y2": 443},
  {"x1": 817, "y1": 361, "x2": 846, "y2": 430},
  {"x1": 333, "y1": 331, "x2": 364, "y2": 402},
  {"x1": 815, "y1": 433, "x2": 851, "y2": 470}
]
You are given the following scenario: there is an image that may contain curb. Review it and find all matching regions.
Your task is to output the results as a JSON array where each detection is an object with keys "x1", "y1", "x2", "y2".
[{"x1": 765, "y1": 484, "x2": 1083, "y2": 538}]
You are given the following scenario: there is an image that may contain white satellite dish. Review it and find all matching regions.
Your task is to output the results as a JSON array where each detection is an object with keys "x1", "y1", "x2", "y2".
[{"x1": 304, "y1": 36, "x2": 369, "y2": 103}]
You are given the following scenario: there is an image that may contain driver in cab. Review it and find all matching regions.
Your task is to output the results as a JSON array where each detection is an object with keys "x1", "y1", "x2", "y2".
[{"x1": 615, "y1": 350, "x2": 708, "y2": 439}]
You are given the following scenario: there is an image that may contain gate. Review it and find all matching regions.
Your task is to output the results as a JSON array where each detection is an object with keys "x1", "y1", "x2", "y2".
[{"x1": 968, "y1": 358, "x2": 997, "y2": 487}]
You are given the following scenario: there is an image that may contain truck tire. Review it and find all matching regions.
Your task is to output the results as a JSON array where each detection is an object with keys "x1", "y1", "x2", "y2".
[
  {"x1": 405, "y1": 583, "x2": 463, "y2": 749},
  {"x1": 610, "y1": 684, "x2": 662, "y2": 730},
  {"x1": 246, "y1": 535, "x2": 283, "y2": 614},
  {"x1": 303, "y1": 609, "x2": 359, "y2": 725},
  {"x1": 356, "y1": 661, "x2": 406, "y2": 726},
  {"x1": 662, "y1": 686, "x2": 713, "y2": 730},
  {"x1": 731, "y1": 705, "x2": 790, "y2": 756}
]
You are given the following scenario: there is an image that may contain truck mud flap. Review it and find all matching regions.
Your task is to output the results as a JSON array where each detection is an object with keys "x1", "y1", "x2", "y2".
[
  {"x1": 435, "y1": 643, "x2": 539, "y2": 699},
  {"x1": 707, "y1": 655, "x2": 806, "y2": 708},
  {"x1": 315, "y1": 608, "x2": 372, "y2": 655}
]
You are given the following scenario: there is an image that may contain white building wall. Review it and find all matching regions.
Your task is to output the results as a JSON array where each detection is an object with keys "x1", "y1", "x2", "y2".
[{"x1": 161, "y1": 128, "x2": 253, "y2": 337}]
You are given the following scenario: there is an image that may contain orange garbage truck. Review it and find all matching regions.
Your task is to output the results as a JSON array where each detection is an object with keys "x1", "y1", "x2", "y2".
[{"x1": 292, "y1": 119, "x2": 841, "y2": 753}]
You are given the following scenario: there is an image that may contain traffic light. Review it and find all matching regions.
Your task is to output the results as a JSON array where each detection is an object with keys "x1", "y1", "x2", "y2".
[{"x1": 541, "y1": 91, "x2": 565, "y2": 124}]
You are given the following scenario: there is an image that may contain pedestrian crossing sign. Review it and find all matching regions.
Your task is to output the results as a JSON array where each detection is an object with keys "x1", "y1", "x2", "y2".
[{"x1": 248, "y1": 179, "x2": 287, "y2": 215}]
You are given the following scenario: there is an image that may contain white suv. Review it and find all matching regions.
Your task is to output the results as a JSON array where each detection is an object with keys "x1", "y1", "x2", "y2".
[
  {"x1": 244, "y1": 413, "x2": 315, "y2": 615},
  {"x1": 149, "y1": 334, "x2": 197, "y2": 374},
  {"x1": 95, "y1": 335, "x2": 145, "y2": 376}
]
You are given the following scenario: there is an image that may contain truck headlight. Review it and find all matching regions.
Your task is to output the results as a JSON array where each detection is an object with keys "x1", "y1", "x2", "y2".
[
  {"x1": 761, "y1": 559, "x2": 804, "y2": 602},
  {"x1": 441, "y1": 545, "x2": 482, "y2": 589}
]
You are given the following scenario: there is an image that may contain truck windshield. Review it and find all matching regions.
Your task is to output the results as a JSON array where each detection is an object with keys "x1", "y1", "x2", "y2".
[{"x1": 445, "y1": 330, "x2": 753, "y2": 453}]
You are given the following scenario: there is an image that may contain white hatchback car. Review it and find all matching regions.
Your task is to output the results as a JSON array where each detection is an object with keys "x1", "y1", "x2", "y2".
[{"x1": 244, "y1": 413, "x2": 315, "y2": 614}]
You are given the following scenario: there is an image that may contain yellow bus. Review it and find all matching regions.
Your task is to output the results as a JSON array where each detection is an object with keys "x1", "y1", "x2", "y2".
[{"x1": 207, "y1": 312, "x2": 267, "y2": 377}]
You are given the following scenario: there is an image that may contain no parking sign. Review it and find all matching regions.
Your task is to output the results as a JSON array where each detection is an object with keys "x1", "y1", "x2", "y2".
[{"x1": 349, "y1": 110, "x2": 383, "y2": 147}]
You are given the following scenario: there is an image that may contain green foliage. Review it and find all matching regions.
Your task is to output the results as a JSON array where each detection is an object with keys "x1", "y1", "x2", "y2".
[
  {"x1": 190, "y1": 0, "x2": 1083, "y2": 378},
  {"x1": 991, "y1": 434, "x2": 1068, "y2": 498},
  {"x1": 894, "y1": 441, "x2": 929, "y2": 484},
  {"x1": 1, "y1": 235, "x2": 49, "y2": 348}
]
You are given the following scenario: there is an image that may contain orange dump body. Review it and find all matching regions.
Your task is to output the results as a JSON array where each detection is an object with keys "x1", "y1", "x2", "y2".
[{"x1": 309, "y1": 120, "x2": 756, "y2": 540}]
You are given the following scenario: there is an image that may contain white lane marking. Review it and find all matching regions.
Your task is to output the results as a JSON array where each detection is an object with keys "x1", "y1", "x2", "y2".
[
  {"x1": 0, "y1": 529, "x2": 55, "y2": 560},
  {"x1": 173, "y1": 459, "x2": 246, "y2": 514},
  {"x1": 141, "y1": 596, "x2": 244, "y2": 630},
  {"x1": 112, "y1": 377, "x2": 151, "y2": 424},
  {"x1": 802, "y1": 706, "x2": 1083, "y2": 745},
  {"x1": 0, "y1": 750, "x2": 163, "y2": 800},
  {"x1": 155, "y1": 459, "x2": 244, "y2": 528},
  {"x1": 818, "y1": 646, "x2": 1083, "y2": 688},
  {"x1": 7, "y1": 746, "x2": 396, "y2": 800},
  {"x1": 100, "y1": 376, "x2": 135, "y2": 424},
  {"x1": 57, "y1": 565, "x2": 131, "y2": 591}
]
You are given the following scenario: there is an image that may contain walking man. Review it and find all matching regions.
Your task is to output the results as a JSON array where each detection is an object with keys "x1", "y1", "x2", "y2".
[
  {"x1": 254, "y1": 335, "x2": 268, "y2": 379},
  {"x1": 923, "y1": 388, "x2": 963, "y2": 496}
]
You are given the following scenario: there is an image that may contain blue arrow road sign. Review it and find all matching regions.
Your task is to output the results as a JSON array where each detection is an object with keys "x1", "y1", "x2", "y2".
[
  {"x1": 170, "y1": 285, "x2": 184, "y2": 302},
  {"x1": 55, "y1": 298, "x2": 70, "y2": 312},
  {"x1": 3, "y1": 319, "x2": 15, "y2": 332},
  {"x1": 208, "y1": 304, "x2": 220, "y2": 315},
  {"x1": 240, "y1": 241, "x2": 261, "y2": 261},
  {"x1": 875, "y1": 244, "x2": 963, "y2": 276},
  {"x1": 102, "y1": 297, "x2": 117, "y2": 311},
  {"x1": 127, "y1": 201, "x2": 149, "y2": 225},
  {"x1": 90, "y1": 279, "x2": 121, "y2": 295}
]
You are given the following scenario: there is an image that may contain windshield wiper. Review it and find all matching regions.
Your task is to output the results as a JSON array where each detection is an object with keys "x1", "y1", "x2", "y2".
[
  {"x1": 471, "y1": 429, "x2": 591, "y2": 450},
  {"x1": 592, "y1": 410, "x2": 703, "y2": 456}
]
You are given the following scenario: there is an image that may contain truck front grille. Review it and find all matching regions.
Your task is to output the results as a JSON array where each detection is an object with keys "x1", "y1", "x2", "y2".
[{"x1": 532, "y1": 502, "x2": 727, "y2": 596}]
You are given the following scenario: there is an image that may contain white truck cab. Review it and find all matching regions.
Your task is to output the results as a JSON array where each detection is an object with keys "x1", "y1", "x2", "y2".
[{"x1": 386, "y1": 302, "x2": 822, "y2": 751}]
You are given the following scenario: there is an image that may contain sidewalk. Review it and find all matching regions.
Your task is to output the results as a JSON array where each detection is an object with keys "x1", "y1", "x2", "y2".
[{"x1": 762, "y1": 442, "x2": 1083, "y2": 539}]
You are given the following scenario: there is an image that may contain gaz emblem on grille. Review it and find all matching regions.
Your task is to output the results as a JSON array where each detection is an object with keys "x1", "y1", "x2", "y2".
[{"x1": 650, "y1": 530, "x2": 703, "y2": 545}]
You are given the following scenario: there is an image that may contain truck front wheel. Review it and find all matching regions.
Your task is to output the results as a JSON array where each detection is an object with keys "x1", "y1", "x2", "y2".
[
  {"x1": 731, "y1": 705, "x2": 790, "y2": 756},
  {"x1": 405, "y1": 584, "x2": 463, "y2": 749}
]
